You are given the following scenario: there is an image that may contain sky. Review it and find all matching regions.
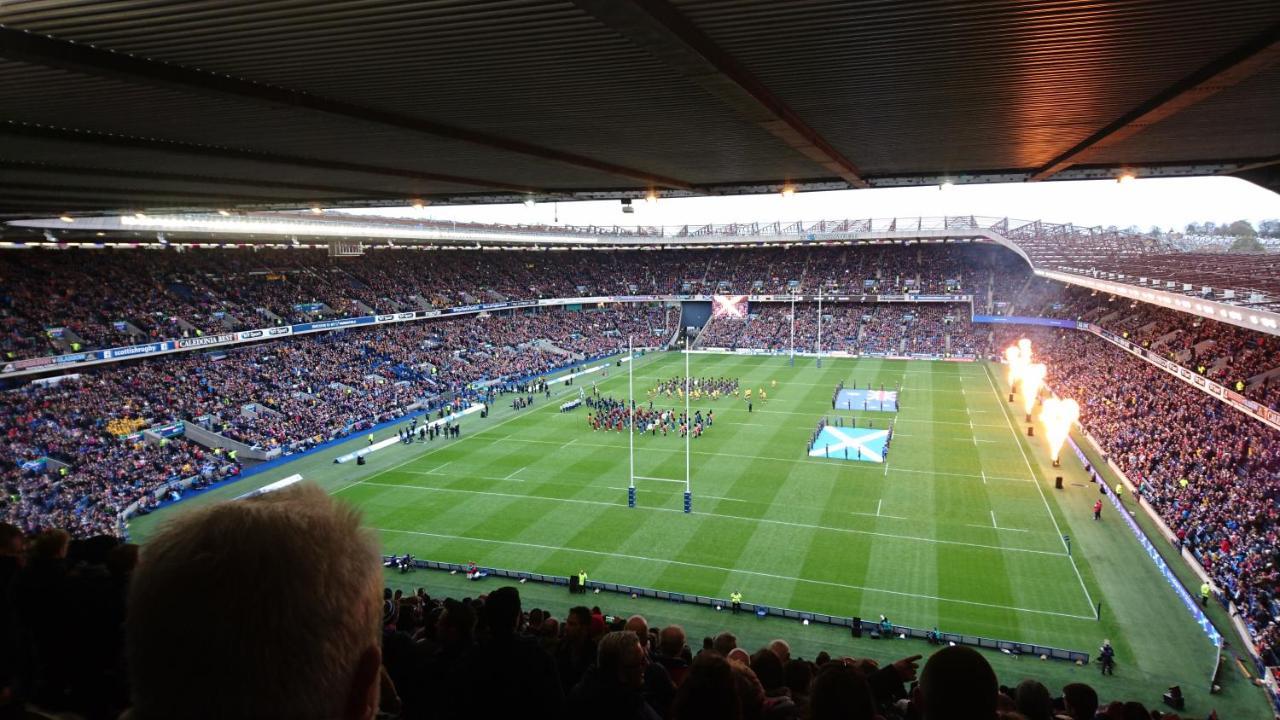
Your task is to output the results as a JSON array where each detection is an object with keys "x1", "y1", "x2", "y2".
[{"x1": 351, "y1": 177, "x2": 1280, "y2": 233}]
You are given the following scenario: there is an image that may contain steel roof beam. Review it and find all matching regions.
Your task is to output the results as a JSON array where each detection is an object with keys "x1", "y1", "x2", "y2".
[
  {"x1": 572, "y1": 0, "x2": 868, "y2": 189},
  {"x1": 1032, "y1": 24, "x2": 1280, "y2": 182},
  {"x1": 0, "y1": 26, "x2": 692, "y2": 191},
  {"x1": 0, "y1": 121, "x2": 538, "y2": 194},
  {"x1": 0, "y1": 160, "x2": 413, "y2": 200}
]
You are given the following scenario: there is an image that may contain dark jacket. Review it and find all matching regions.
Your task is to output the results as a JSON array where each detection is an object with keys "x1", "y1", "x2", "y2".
[{"x1": 567, "y1": 665, "x2": 662, "y2": 720}]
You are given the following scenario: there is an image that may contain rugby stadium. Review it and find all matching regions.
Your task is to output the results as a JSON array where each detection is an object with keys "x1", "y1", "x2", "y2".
[{"x1": 1, "y1": 2, "x2": 1279, "y2": 719}]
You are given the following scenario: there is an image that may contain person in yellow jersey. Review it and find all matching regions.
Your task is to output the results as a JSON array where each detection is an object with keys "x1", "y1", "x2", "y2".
[
  {"x1": 1200, "y1": 581, "x2": 1212, "y2": 606},
  {"x1": 730, "y1": 590, "x2": 743, "y2": 615},
  {"x1": 1114, "y1": 483, "x2": 1124, "y2": 505},
  {"x1": 745, "y1": 388, "x2": 752, "y2": 400}
]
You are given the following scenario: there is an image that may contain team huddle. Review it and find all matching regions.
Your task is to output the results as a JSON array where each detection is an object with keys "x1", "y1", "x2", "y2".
[{"x1": 585, "y1": 395, "x2": 715, "y2": 438}]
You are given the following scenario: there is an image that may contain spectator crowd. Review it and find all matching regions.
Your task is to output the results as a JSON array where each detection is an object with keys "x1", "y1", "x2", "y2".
[
  {"x1": 697, "y1": 303, "x2": 981, "y2": 358},
  {"x1": 995, "y1": 328, "x2": 1280, "y2": 663},
  {"x1": 0, "y1": 244, "x2": 1014, "y2": 360},
  {"x1": 1, "y1": 305, "x2": 668, "y2": 538},
  {"x1": 0, "y1": 483, "x2": 1208, "y2": 720}
]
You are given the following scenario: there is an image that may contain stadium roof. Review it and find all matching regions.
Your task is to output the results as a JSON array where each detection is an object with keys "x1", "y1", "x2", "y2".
[{"x1": 0, "y1": 0, "x2": 1277, "y2": 219}]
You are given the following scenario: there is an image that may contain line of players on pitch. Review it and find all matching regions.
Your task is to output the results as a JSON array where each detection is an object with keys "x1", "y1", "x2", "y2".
[{"x1": 586, "y1": 395, "x2": 715, "y2": 438}]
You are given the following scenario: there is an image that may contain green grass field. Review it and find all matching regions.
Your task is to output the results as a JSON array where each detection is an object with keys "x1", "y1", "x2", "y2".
[{"x1": 129, "y1": 352, "x2": 1273, "y2": 717}]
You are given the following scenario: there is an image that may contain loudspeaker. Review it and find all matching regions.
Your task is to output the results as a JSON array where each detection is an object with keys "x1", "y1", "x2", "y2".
[
  {"x1": 1055, "y1": 476, "x2": 1064, "y2": 489},
  {"x1": 356, "y1": 455, "x2": 366, "y2": 466},
  {"x1": 851, "y1": 617, "x2": 862, "y2": 638},
  {"x1": 568, "y1": 575, "x2": 580, "y2": 593}
]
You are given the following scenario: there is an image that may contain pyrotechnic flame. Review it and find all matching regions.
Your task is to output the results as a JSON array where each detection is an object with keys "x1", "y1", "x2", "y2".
[
  {"x1": 1040, "y1": 397, "x2": 1080, "y2": 462},
  {"x1": 1021, "y1": 363, "x2": 1046, "y2": 417},
  {"x1": 1018, "y1": 338, "x2": 1032, "y2": 364},
  {"x1": 1004, "y1": 344, "x2": 1026, "y2": 388}
]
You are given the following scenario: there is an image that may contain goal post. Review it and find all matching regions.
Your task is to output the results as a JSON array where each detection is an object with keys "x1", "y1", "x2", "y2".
[{"x1": 328, "y1": 239, "x2": 364, "y2": 257}]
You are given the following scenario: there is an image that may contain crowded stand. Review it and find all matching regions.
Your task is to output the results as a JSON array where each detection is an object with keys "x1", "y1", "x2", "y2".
[
  {"x1": 697, "y1": 303, "x2": 981, "y2": 357},
  {"x1": 0, "y1": 482, "x2": 1206, "y2": 720},
  {"x1": 4, "y1": 241, "x2": 1280, "y2": 717},
  {"x1": 995, "y1": 328, "x2": 1280, "y2": 662},
  {"x1": 0, "y1": 245, "x2": 1017, "y2": 361},
  {"x1": 0, "y1": 305, "x2": 665, "y2": 538},
  {"x1": 1008, "y1": 282, "x2": 1280, "y2": 410}
]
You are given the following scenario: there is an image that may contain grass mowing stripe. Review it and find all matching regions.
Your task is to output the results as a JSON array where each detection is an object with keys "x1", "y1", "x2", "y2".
[
  {"x1": 487, "y1": 434, "x2": 1033, "y2": 483},
  {"x1": 373, "y1": 526, "x2": 1096, "y2": 621},
  {"x1": 982, "y1": 362, "x2": 1098, "y2": 618},
  {"x1": 331, "y1": 351, "x2": 670, "y2": 495},
  {"x1": 389, "y1": 463, "x2": 1060, "y2": 540},
  {"x1": 350, "y1": 479, "x2": 1068, "y2": 558}
]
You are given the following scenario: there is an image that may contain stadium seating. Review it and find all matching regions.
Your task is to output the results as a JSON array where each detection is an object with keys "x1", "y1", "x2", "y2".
[
  {"x1": 1006, "y1": 283, "x2": 1280, "y2": 410},
  {"x1": 5, "y1": 241, "x2": 1280, "y2": 682},
  {"x1": 994, "y1": 328, "x2": 1280, "y2": 663},
  {"x1": 0, "y1": 245, "x2": 1021, "y2": 360},
  {"x1": 696, "y1": 303, "x2": 980, "y2": 357},
  {"x1": 0, "y1": 305, "x2": 670, "y2": 537}
]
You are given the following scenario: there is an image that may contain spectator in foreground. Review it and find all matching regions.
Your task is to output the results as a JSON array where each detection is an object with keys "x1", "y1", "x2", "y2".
[
  {"x1": 466, "y1": 585, "x2": 563, "y2": 715},
  {"x1": 808, "y1": 662, "x2": 876, "y2": 720},
  {"x1": 672, "y1": 652, "x2": 740, "y2": 720},
  {"x1": 1014, "y1": 678, "x2": 1053, "y2": 720},
  {"x1": 566, "y1": 630, "x2": 661, "y2": 719},
  {"x1": 915, "y1": 645, "x2": 997, "y2": 720},
  {"x1": 125, "y1": 483, "x2": 384, "y2": 720},
  {"x1": 655, "y1": 624, "x2": 691, "y2": 687},
  {"x1": 1062, "y1": 682, "x2": 1100, "y2": 720}
]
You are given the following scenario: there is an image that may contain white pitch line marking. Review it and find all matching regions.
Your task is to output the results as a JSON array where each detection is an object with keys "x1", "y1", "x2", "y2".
[
  {"x1": 983, "y1": 363, "x2": 1098, "y2": 617},
  {"x1": 496, "y1": 436, "x2": 1034, "y2": 484},
  {"x1": 981, "y1": 470, "x2": 987, "y2": 484},
  {"x1": 991, "y1": 510, "x2": 998, "y2": 528},
  {"x1": 353, "y1": 481, "x2": 1067, "y2": 557},
  {"x1": 430, "y1": 460, "x2": 453, "y2": 473},
  {"x1": 559, "y1": 437, "x2": 578, "y2": 449},
  {"x1": 375, "y1": 527, "x2": 1092, "y2": 620},
  {"x1": 966, "y1": 523, "x2": 1030, "y2": 534},
  {"x1": 326, "y1": 357, "x2": 617, "y2": 496},
  {"x1": 504, "y1": 466, "x2": 526, "y2": 482}
]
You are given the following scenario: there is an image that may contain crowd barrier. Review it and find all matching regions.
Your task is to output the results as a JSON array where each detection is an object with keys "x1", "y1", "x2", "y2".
[{"x1": 382, "y1": 556, "x2": 1090, "y2": 665}]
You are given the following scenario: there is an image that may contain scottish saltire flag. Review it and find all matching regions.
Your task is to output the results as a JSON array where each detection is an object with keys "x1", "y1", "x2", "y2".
[
  {"x1": 836, "y1": 388, "x2": 899, "y2": 412},
  {"x1": 809, "y1": 427, "x2": 888, "y2": 463},
  {"x1": 712, "y1": 295, "x2": 748, "y2": 319}
]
